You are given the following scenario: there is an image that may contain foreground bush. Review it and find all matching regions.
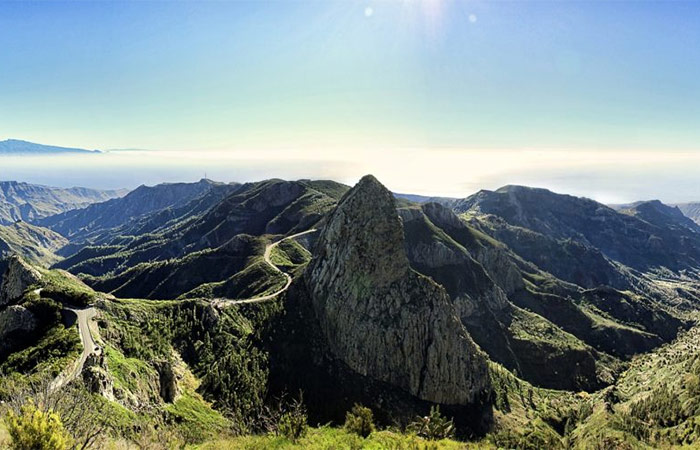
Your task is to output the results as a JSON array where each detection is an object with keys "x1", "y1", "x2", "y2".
[
  {"x1": 276, "y1": 397, "x2": 307, "y2": 442},
  {"x1": 5, "y1": 401, "x2": 72, "y2": 450},
  {"x1": 344, "y1": 404, "x2": 375, "y2": 438},
  {"x1": 407, "y1": 406, "x2": 456, "y2": 440}
]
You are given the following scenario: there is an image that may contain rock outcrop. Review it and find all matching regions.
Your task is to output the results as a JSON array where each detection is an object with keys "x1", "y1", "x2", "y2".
[
  {"x1": 419, "y1": 202, "x2": 524, "y2": 295},
  {"x1": 83, "y1": 352, "x2": 116, "y2": 402},
  {"x1": 0, "y1": 255, "x2": 41, "y2": 306},
  {"x1": 156, "y1": 360, "x2": 181, "y2": 403},
  {"x1": 0, "y1": 305, "x2": 36, "y2": 339},
  {"x1": 306, "y1": 175, "x2": 491, "y2": 405}
]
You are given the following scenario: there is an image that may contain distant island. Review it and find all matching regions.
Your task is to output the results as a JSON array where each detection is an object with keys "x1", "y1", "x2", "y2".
[{"x1": 0, "y1": 139, "x2": 101, "y2": 155}]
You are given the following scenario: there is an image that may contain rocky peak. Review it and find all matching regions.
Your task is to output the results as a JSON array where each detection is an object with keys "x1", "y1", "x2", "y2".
[
  {"x1": 0, "y1": 255, "x2": 41, "y2": 306},
  {"x1": 311, "y1": 175, "x2": 409, "y2": 290},
  {"x1": 306, "y1": 174, "x2": 491, "y2": 405},
  {"x1": 627, "y1": 200, "x2": 700, "y2": 232}
]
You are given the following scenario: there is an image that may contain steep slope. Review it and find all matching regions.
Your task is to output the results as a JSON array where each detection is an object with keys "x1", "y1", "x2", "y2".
[
  {"x1": 620, "y1": 200, "x2": 700, "y2": 233},
  {"x1": 0, "y1": 221, "x2": 68, "y2": 266},
  {"x1": 64, "y1": 179, "x2": 348, "y2": 299},
  {"x1": 0, "y1": 181, "x2": 125, "y2": 225},
  {"x1": 306, "y1": 175, "x2": 491, "y2": 405},
  {"x1": 85, "y1": 235, "x2": 267, "y2": 299},
  {"x1": 464, "y1": 213, "x2": 635, "y2": 291},
  {"x1": 39, "y1": 178, "x2": 226, "y2": 240},
  {"x1": 400, "y1": 202, "x2": 636, "y2": 390},
  {"x1": 675, "y1": 202, "x2": 700, "y2": 225},
  {"x1": 455, "y1": 185, "x2": 700, "y2": 275}
]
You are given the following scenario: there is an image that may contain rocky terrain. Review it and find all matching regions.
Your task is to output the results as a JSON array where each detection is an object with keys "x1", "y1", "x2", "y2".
[
  {"x1": 0, "y1": 180, "x2": 125, "y2": 226},
  {"x1": 0, "y1": 220, "x2": 68, "y2": 265},
  {"x1": 676, "y1": 202, "x2": 700, "y2": 225},
  {"x1": 1, "y1": 174, "x2": 700, "y2": 448},
  {"x1": 307, "y1": 176, "x2": 490, "y2": 405}
]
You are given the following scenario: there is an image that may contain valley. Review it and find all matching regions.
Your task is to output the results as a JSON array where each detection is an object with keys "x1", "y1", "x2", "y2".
[{"x1": 1, "y1": 174, "x2": 700, "y2": 449}]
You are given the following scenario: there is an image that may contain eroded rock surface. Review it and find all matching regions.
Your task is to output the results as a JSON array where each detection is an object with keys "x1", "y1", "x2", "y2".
[
  {"x1": 0, "y1": 255, "x2": 41, "y2": 306},
  {"x1": 0, "y1": 305, "x2": 36, "y2": 340},
  {"x1": 306, "y1": 175, "x2": 491, "y2": 405}
]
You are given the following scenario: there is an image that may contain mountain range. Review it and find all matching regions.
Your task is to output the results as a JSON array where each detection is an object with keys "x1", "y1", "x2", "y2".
[
  {"x1": 1, "y1": 173, "x2": 700, "y2": 448},
  {"x1": 0, "y1": 139, "x2": 101, "y2": 154},
  {"x1": 0, "y1": 180, "x2": 126, "y2": 226}
]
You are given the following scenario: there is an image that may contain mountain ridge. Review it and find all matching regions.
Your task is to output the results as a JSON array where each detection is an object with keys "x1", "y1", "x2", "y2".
[
  {"x1": 0, "y1": 181, "x2": 126, "y2": 226},
  {"x1": 0, "y1": 139, "x2": 100, "y2": 154}
]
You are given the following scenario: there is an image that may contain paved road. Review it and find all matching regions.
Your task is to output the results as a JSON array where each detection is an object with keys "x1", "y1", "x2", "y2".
[
  {"x1": 213, "y1": 228, "x2": 317, "y2": 307},
  {"x1": 49, "y1": 306, "x2": 99, "y2": 392}
]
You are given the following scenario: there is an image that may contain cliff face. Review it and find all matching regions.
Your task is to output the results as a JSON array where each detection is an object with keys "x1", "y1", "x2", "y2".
[
  {"x1": 0, "y1": 305, "x2": 36, "y2": 344},
  {"x1": 306, "y1": 175, "x2": 491, "y2": 405},
  {"x1": 0, "y1": 255, "x2": 41, "y2": 306}
]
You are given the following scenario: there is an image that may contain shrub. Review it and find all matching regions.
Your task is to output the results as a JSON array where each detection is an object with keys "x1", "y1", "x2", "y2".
[
  {"x1": 5, "y1": 401, "x2": 72, "y2": 450},
  {"x1": 276, "y1": 397, "x2": 307, "y2": 442},
  {"x1": 407, "y1": 406, "x2": 455, "y2": 440},
  {"x1": 344, "y1": 404, "x2": 375, "y2": 438}
]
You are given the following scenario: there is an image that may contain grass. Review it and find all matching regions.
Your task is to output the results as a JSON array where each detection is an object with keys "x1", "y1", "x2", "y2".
[
  {"x1": 509, "y1": 307, "x2": 588, "y2": 351},
  {"x1": 270, "y1": 239, "x2": 311, "y2": 271},
  {"x1": 37, "y1": 267, "x2": 98, "y2": 306},
  {"x1": 191, "y1": 427, "x2": 485, "y2": 450},
  {"x1": 103, "y1": 344, "x2": 159, "y2": 399},
  {"x1": 183, "y1": 257, "x2": 286, "y2": 300},
  {"x1": 569, "y1": 407, "x2": 651, "y2": 450},
  {"x1": 165, "y1": 392, "x2": 229, "y2": 443}
]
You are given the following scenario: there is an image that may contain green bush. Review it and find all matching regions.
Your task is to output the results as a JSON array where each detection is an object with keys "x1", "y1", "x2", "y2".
[
  {"x1": 344, "y1": 403, "x2": 375, "y2": 438},
  {"x1": 277, "y1": 411, "x2": 307, "y2": 442},
  {"x1": 5, "y1": 401, "x2": 72, "y2": 450},
  {"x1": 275, "y1": 395, "x2": 308, "y2": 442},
  {"x1": 407, "y1": 406, "x2": 455, "y2": 440}
]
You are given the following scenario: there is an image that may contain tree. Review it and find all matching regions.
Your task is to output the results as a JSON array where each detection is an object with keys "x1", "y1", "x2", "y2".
[{"x1": 5, "y1": 401, "x2": 72, "y2": 450}]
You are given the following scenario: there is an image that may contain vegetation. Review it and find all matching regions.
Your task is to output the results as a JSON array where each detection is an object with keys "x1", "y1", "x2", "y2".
[
  {"x1": 38, "y1": 269, "x2": 97, "y2": 307},
  {"x1": 0, "y1": 221, "x2": 67, "y2": 266},
  {"x1": 276, "y1": 397, "x2": 308, "y2": 443},
  {"x1": 182, "y1": 257, "x2": 287, "y2": 300},
  {"x1": 269, "y1": 239, "x2": 311, "y2": 272},
  {"x1": 0, "y1": 326, "x2": 80, "y2": 377},
  {"x1": 193, "y1": 426, "x2": 477, "y2": 450},
  {"x1": 165, "y1": 393, "x2": 230, "y2": 443},
  {"x1": 407, "y1": 406, "x2": 456, "y2": 441},
  {"x1": 5, "y1": 175, "x2": 700, "y2": 449},
  {"x1": 4, "y1": 401, "x2": 71, "y2": 450},
  {"x1": 344, "y1": 404, "x2": 375, "y2": 438}
]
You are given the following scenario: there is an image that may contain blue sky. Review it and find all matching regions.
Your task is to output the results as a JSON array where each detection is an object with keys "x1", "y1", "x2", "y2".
[{"x1": 1, "y1": 1, "x2": 700, "y2": 200}]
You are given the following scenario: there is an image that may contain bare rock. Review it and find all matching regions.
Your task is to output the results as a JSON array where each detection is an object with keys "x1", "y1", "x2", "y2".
[
  {"x1": 306, "y1": 175, "x2": 491, "y2": 405},
  {"x1": 0, "y1": 255, "x2": 41, "y2": 306},
  {"x1": 0, "y1": 305, "x2": 36, "y2": 339},
  {"x1": 83, "y1": 352, "x2": 116, "y2": 401}
]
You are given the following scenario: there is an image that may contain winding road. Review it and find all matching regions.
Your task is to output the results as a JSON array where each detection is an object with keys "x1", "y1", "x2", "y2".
[
  {"x1": 212, "y1": 228, "x2": 317, "y2": 307},
  {"x1": 49, "y1": 306, "x2": 99, "y2": 392},
  {"x1": 47, "y1": 229, "x2": 316, "y2": 390}
]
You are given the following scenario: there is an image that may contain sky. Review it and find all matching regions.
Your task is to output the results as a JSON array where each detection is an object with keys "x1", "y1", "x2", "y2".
[{"x1": 1, "y1": 0, "x2": 700, "y2": 202}]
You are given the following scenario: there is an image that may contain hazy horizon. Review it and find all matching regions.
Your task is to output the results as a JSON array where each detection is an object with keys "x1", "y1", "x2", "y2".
[
  {"x1": 2, "y1": 1, "x2": 699, "y2": 203},
  {"x1": 2, "y1": 146, "x2": 700, "y2": 205}
]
